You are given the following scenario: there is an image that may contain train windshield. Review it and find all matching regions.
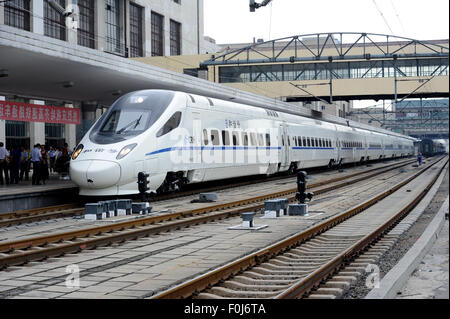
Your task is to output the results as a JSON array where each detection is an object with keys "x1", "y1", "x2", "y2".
[{"x1": 89, "y1": 90, "x2": 175, "y2": 144}]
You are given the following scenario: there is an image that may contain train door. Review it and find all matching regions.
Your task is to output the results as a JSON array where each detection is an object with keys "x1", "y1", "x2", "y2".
[
  {"x1": 279, "y1": 124, "x2": 289, "y2": 168},
  {"x1": 335, "y1": 137, "x2": 341, "y2": 164},
  {"x1": 190, "y1": 111, "x2": 205, "y2": 182},
  {"x1": 333, "y1": 137, "x2": 339, "y2": 163}
]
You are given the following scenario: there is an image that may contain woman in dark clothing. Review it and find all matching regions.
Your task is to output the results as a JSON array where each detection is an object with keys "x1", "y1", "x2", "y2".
[
  {"x1": 40, "y1": 147, "x2": 50, "y2": 184},
  {"x1": 10, "y1": 145, "x2": 21, "y2": 184}
]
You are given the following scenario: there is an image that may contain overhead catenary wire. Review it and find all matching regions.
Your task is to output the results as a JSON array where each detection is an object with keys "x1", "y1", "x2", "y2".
[
  {"x1": 371, "y1": 0, "x2": 395, "y2": 35},
  {"x1": 389, "y1": 0, "x2": 407, "y2": 36}
]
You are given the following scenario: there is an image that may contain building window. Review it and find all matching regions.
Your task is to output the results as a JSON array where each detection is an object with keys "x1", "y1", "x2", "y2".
[
  {"x1": 170, "y1": 19, "x2": 181, "y2": 56},
  {"x1": 105, "y1": 0, "x2": 121, "y2": 54},
  {"x1": 151, "y1": 11, "x2": 164, "y2": 56},
  {"x1": 5, "y1": 120, "x2": 30, "y2": 150},
  {"x1": 129, "y1": 3, "x2": 143, "y2": 57},
  {"x1": 4, "y1": 0, "x2": 30, "y2": 31},
  {"x1": 77, "y1": 0, "x2": 95, "y2": 49},
  {"x1": 45, "y1": 123, "x2": 65, "y2": 147},
  {"x1": 44, "y1": 0, "x2": 66, "y2": 41}
]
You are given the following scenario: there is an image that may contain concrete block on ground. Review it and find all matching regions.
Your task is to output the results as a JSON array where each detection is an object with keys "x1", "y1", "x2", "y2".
[
  {"x1": 288, "y1": 204, "x2": 309, "y2": 216},
  {"x1": 115, "y1": 199, "x2": 132, "y2": 216}
]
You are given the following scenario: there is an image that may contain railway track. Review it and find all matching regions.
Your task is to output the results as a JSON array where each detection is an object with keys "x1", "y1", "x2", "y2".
[
  {"x1": 0, "y1": 158, "x2": 421, "y2": 270},
  {"x1": 0, "y1": 159, "x2": 415, "y2": 228},
  {"x1": 150, "y1": 156, "x2": 447, "y2": 299}
]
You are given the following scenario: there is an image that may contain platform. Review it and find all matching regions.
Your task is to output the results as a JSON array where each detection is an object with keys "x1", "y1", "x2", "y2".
[{"x1": 0, "y1": 173, "x2": 78, "y2": 213}]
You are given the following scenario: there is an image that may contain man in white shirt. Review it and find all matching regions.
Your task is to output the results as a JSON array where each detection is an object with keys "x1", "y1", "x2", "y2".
[
  {"x1": 31, "y1": 144, "x2": 42, "y2": 185},
  {"x1": 0, "y1": 142, "x2": 10, "y2": 185}
]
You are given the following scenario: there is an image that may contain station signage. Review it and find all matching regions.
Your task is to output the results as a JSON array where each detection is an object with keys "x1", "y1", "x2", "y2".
[{"x1": 0, "y1": 101, "x2": 80, "y2": 125}]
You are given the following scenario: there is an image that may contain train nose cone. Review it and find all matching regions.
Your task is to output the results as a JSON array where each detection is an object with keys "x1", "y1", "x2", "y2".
[{"x1": 70, "y1": 160, "x2": 121, "y2": 189}]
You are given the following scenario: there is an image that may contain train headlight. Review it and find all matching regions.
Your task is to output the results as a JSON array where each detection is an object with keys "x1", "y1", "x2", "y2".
[
  {"x1": 72, "y1": 144, "x2": 84, "y2": 160},
  {"x1": 117, "y1": 143, "x2": 137, "y2": 160}
]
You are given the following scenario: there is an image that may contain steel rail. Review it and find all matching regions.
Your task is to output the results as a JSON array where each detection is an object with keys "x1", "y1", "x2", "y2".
[
  {"x1": 0, "y1": 160, "x2": 380, "y2": 227},
  {"x1": 275, "y1": 157, "x2": 448, "y2": 299},
  {"x1": 0, "y1": 158, "x2": 416, "y2": 269},
  {"x1": 150, "y1": 156, "x2": 446, "y2": 299},
  {"x1": 0, "y1": 203, "x2": 79, "y2": 221},
  {"x1": 0, "y1": 208, "x2": 85, "y2": 227}
]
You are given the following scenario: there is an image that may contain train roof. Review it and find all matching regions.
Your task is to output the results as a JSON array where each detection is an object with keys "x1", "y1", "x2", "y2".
[{"x1": 177, "y1": 90, "x2": 417, "y2": 142}]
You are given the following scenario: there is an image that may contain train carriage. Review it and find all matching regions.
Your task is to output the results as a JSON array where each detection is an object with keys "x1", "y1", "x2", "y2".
[{"x1": 70, "y1": 90, "x2": 415, "y2": 196}]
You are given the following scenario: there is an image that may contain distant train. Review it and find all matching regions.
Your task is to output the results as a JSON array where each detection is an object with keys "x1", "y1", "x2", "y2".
[
  {"x1": 70, "y1": 90, "x2": 415, "y2": 196},
  {"x1": 419, "y1": 138, "x2": 448, "y2": 157}
]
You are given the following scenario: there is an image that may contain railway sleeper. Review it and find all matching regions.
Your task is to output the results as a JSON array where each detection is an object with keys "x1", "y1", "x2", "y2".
[
  {"x1": 194, "y1": 293, "x2": 225, "y2": 299},
  {"x1": 256, "y1": 263, "x2": 318, "y2": 272},
  {"x1": 269, "y1": 259, "x2": 325, "y2": 267},
  {"x1": 242, "y1": 271, "x2": 305, "y2": 281},
  {"x1": 311, "y1": 287, "x2": 344, "y2": 297},
  {"x1": 322, "y1": 281, "x2": 351, "y2": 290},
  {"x1": 206, "y1": 286, "x2": 280, "y2": 298},
  {"x1": 232, "y1": 276, "x2": 295, "y2": 286},
  {"x1": 221, "y1": 280, "x2": 290, "y2": 292},
  {"x1": 276, "y1": 254, "x2": 332, "y2": 262},
  {"x1": 250, "y1": 267, "x2": 311, "y2": 276},
  {"x1": 329, "y1": 275, "x2": 358, "y2": 284}
]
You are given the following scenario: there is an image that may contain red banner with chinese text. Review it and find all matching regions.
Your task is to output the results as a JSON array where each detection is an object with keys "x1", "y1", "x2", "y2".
[{"x1": 0, "y1": 101, "x2": 80, "y2": 125}]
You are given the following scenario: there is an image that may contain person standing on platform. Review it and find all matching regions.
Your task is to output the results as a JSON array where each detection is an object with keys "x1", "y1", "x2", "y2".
[
  {"x1": 19, "y1": 146, "x2": 29, "y2": 181},
  {"x1": 31, "y1": 144, "x2": 42, "y2": 185},
  {"x1": 0, "y1": 142, "x2": 10, "y2": 185},
  {"x1": 49, "y1": 147, "x2": 56, "y2": 174},
  {"x1": 40, "y1": 146, "x2": 50, "y2": 185},
  {"x1": 417, "y1": 152, "x2": 422, "y2": 166},
  {"x1": 9, "y1": 145, "x2": 21, "y2": 184}
]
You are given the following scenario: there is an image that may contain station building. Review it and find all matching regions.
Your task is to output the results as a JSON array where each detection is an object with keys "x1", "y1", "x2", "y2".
[{"x1": 0, "y1": 0, "x2": 205, "y2": 151}]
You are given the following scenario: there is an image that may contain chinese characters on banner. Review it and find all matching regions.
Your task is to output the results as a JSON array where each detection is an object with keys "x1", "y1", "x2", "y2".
[{"x1": 0, "y1": 101, "x2": 80, "y2": 125}]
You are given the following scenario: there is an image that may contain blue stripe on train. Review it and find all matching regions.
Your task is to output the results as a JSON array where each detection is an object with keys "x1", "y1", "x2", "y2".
[{"x1": 145, "y1": 146, "x2": 282, "y2": 156}]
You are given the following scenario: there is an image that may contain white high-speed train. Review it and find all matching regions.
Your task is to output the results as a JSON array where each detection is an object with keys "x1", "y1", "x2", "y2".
[{"x1": 70, "y1": 90, "x2": 415, "y2": 196}]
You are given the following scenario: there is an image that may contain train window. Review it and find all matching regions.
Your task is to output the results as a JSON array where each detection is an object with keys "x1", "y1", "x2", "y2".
[
  {"x1": 203, "y1": 129, "x2": 209, "y2": 145},
  {"x1": 211, "y1": 130, "x2": 219, "y2": 145},
  {"x1": 258, "y1": 134, "x2": 264, "y2": 146},
  {"x1": 320, "y1": 139, "x2": 323, "y2": 147},
  {"x1": 287, "y1": 136, "x2": 290, "y2": 146},
  {"x1": 188, "y1": 95, "x2": 196, "y2": 103},
  {"x1": 303, "y1": 137, "x2": 306, "y2": 147},
  {"x1": 266, "y1": 133, "x2": 271, "y2": 146},
  {"x1": 242, "y1": 132, "x2": 248, "y2": 146},
  {"x1": 307, "y1": 137, "x2": 311, "y2": 147},
  {"x1": 294, "y1": 137, "x2": 298, "y2": 147},
  {"x1": 207, "y1": 98, "x2": 214, "y2": 106},
  {"x1": 281, "y1": 135, "x2": 285, "y2": 146},
  {"x1": 156, "y1": 111, "x2": 182, "y2": 137},
  {"x1": 222, "y1": 130, "x2": 230, "y2": 145},
  {"x1": 250, "y1": 133, "x2": 256, "y2": 146},
  {"x1": 232, "y1": 132, "x2": 239, "y2": 146}
]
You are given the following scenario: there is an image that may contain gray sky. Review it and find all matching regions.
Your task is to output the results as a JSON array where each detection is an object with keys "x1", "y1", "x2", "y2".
[{"x1": 204, "y1": 0, "x2": 449, "y2": 44}]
